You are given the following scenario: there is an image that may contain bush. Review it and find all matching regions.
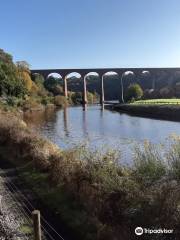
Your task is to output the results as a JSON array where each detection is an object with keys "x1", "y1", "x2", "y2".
[
  {"x1": 54, "y1": 95, "x2": 67, "y2": 107},
  {"x1": 47, "y1": 142, "x2": 180, "y2": 239},
  {"x1": 167, "y1": 137, "x2": 180, "y2": 180},
  {"x1": 32, "y1": 73, "x2": 45, "y2": 86},
  {"x1": 70, "y1": 92, "x2": 82, "y2": 104},
  {"x1": 6, "y1": 96, "x2": 21, "y2": 107},
  {"x1": 69, "y1": 91, "x2": 99, "y2": 105},
  {"x1": 87, "y1": 91, "x2": 99, "y2": 104},
  {"x1": 133, "y1": 142, "x2": 167, "y2": 184},
  {"x1": 22, "y1": 97, "x2": 43, "y2": 110},
  {"x1": 125, "y1": 83, "x2": 143, "y2": 102},
  {"x1": 41, "y1": 96, "x2": 54, "y2": 105},
  {"x1": 0, "y1": 111, "x2": 59, "y2": 170}
]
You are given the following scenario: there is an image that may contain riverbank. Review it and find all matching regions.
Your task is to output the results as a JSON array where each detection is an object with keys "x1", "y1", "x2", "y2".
[
  {"x1": 107, "y1": 103, "x2": 180, "y2": 121},
  {"x1": 1, "y1": 110, "x2": 180, "y2": 239},
  {"x1": 0, "y1": 110, "x2": 100, "y2": 239},
  {"x1": 2, "y1": 114, "x2": 114, "y2": 239}
]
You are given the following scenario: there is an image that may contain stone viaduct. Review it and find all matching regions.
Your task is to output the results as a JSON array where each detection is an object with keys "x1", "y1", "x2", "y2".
[{"x1": 31, "y1": 67, "x2": 180, "y2": 107}]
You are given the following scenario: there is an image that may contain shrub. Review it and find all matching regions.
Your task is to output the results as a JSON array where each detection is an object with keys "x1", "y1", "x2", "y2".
[
  {"x1": 70, "y1": 91, "x2": 99, "y2": 105},
  {"x1": 0, "y1": 111, "x2": 59, "y2": 170},
  {"x1": 32, "y1": 73, "x2": 45, "y2": 86},
  {"x1": 41, "y1": 96, "x2": 54, "y2": 105},
  {"x1": 6, "y1": 96, "x2": 21, "y2": 107},
  {"x1": 167, "y1": 137, "x2": 180, "y2": 180},
  {"x1": 70, "y1": 92, "x2": 82, "y2": 104},
  {"x1": 133, "y1": 142, "x2": 167, "y2": 184},
  {"x1": 125, "y1": 83, "x2": 143, "y2": 102},
  {"x1": 54, "y1": 95, "x2": 67, "y2": 107},
  {"x1": 87, "y1": 91, "x2": 99, "y2": 104},
  {"x1": 22, "y1": 98, "x2": 43, "y2": 111}
]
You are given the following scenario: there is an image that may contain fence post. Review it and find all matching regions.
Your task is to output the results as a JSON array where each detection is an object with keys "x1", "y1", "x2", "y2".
[
  {"x1": 32, "y1": 210, "x2": 41, "y2": 240},
  {"x1": 0, "y1": 195, "x2": 3, "y2": 215}
]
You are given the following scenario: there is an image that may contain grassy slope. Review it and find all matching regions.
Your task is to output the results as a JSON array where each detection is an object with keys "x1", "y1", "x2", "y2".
[{"x1": 132, "y1": 98, "x2": 180, "y2": 105}]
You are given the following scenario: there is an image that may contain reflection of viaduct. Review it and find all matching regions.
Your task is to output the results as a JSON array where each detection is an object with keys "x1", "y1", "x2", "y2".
[{"x1": 31, "y1": 68, "x2": 180, "y2": 107}]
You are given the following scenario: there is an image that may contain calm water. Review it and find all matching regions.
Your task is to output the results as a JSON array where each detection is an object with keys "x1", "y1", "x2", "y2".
[{"x1": 24, "y1": 105, "x2": 180, "y2": 163}]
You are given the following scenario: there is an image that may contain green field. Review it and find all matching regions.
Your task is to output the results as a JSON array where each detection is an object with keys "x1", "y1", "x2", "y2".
[{"x1": 132, "y1": 99, "x2": 180, "y2": 105}]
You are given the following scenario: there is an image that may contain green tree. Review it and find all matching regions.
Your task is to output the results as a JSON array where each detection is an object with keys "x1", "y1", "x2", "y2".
[
  {"x1": 16, "y1": 60, "x2": 41, "y2": 97},
  {"x1": 87, "y1": 91, "x2": 99, "y2": 104},
  {"x1": 31, "y1": 73, "x2": 49, "y2": 96},
  {"x1": 70, "y1": 91, "x2": 99, "y2": 105},
  {"x1": 70, "y1": 92, "x2": 82, "y2": 104},
  {"x1": 125, "y1": 83, "x2": 143, "y2": 102},
  {"x1": 44, "y1": 76, "x2": 62, "y2": 95},
  {"x1": 0, "y1": 49, "x2": 26, "y2": 97},
  {"x1": 32, "y1": 73, "x2": 45, "y2": 86}
]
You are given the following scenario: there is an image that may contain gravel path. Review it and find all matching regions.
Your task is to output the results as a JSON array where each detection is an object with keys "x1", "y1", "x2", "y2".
[{"x1": 0, "y1": 169, "x2": 33, "y2": 240}]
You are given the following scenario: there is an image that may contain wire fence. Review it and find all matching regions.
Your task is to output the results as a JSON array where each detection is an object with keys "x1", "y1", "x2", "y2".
[{"x1": 0, "y1": 170, "x2": 66, "y2": 240}]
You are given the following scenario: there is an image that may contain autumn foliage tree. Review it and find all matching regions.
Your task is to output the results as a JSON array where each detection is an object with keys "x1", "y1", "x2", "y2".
[
  {"x1": 0, "y1": 49, "x2": 26, "y2": 97},
  {"x1": 16, "y1": 61, "x2": 39, "y2": 95}
]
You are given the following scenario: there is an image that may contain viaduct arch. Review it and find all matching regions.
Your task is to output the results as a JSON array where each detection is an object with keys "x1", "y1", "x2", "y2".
[{"x1": 31, "y1": 67, "x2": 180, "y2": 107}]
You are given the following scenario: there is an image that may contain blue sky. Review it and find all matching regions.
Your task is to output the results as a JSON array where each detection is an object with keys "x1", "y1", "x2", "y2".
[{"x1": 1, "y1": 0, "x2": 180, "y2": 69}]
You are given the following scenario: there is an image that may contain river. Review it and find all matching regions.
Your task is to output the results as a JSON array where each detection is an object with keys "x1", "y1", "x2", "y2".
[{"x1": 24, "y1": 105, "x2": 180, "y2": 164}]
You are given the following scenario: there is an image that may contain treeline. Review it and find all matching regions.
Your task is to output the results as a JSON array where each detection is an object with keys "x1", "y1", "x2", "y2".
[{"x1": 0, "y1": 49, "x2": 99, "y2": 109}]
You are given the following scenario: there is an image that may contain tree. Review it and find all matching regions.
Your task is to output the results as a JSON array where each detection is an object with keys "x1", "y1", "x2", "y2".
[
  {"x1": 31, "y1": 73, "x2": 48, "y2": 96},
  {"x1": 70, "y1": 91, "x2": 99, "y2": 105},
  {"x1": 16, "y1": 61, "x2": 34, "y2": 92},
  {"x1": 175, "y1": 82, "x2": 180, "y2": 97},
  {"x1": 0, "y1": 49, "x2": 26, "y2": 97},
  {"x1": 70, "y1": 92, "x2": 82, "y2": 104},
  {"x1": 125, "y1": 83, "x2": 143, "y2": 102},
  {"x1": 16, "y1": 61, "x2": 30, "y2": 72},
  {"x1": 44, "y1": 76, "x2": 62, "y2": 95},
  {"x1": 32, "y1": 73, "x2": 45, "y2": 86},
  {"x1": 160, "y1": 87, "x2": 174, "y2": 98},
  {"x1": 17, "y1": 70, "x2": 33, "y2": 91}
]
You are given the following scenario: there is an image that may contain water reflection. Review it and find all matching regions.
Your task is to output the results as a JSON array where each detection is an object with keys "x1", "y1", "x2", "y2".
[
  {"x1": 63, "y1": 107, "x2": 69, "y2": 137},
  {"x1": 100, "y1": 108, "x2": 104, "y2": 118},
  {"x1": 24, "y1": 105, "x2": 180, "y2": 164},
  {"x1": 82, "y1": 110, "x2": 88, "y2": 138},
  {"x1": 23, "y1": 108, "x2": 56, "y2": 127},
  {"x1": 83, "y1": 104, "x2": 87, "y2": 111}
]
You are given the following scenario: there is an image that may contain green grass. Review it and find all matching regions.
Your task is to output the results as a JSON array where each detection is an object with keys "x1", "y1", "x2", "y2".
[
  {"x1": 132, "y1": 98, "x2": 180, "y2": 105},
  {"x1": 19, "y1": 224, "x2": 33, "y2": 235}
]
